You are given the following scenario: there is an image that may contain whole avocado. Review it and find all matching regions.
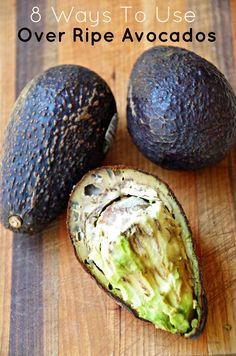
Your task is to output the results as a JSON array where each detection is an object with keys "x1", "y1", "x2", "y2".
[
  {"x1": 0, "y1": 65, "x2": 117, "y2": 234},
  {"x1": 127, "y1": 46, "x2": 236, "y2": 170}
]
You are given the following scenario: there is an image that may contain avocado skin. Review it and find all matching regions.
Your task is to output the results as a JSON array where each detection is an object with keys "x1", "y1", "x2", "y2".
[
  {"x1": 0, "y1": 65, "x2": 117, "y2": 234},
  {"x1": 127, "y1": 46, "x2": 236, "y2": 170},
  {"x1": 67, "y1": 166, "x2": 208, "y2": 338}
]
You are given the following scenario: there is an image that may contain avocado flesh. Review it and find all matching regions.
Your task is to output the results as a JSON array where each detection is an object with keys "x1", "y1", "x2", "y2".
[{"x1": 87, "y1": 196, "x2": 198, "y2": 334}]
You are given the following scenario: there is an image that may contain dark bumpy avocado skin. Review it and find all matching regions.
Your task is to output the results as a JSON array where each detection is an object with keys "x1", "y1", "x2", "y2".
[
  {"x1": 0, "y1": 65, "x2": 117, "y2": 233},
  {"x1": 127, "y1": 46, "x2": 236, "y2": 170}
]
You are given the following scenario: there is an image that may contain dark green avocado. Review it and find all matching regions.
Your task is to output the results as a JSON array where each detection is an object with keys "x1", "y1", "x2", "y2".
[
  {"x1": 127, "y1": 46, "x2": 236, "y2": 170},
  {"x1": 0, "y1": 65, "x2": 117, "y2": 234},
  {"x1": 68, "y1": 166, "x2": 207, "y2": 338}
]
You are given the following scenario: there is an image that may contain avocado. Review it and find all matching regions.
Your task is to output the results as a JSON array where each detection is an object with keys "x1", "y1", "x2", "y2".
[
  {"x1": 68, "y1": 166, "x2": 207, "y2": 337},
  {"x1": 0, "y1": 65, "x2": 117, "y2": 234},
  {"x1": 127, "y1": 46, "x2": 236, "y2": 170}
]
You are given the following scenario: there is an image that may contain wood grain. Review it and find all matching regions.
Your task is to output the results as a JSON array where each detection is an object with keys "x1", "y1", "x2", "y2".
[
  {"x1": 0, "y1": 1, "x2": 15, "y2": 355},
  {"x1": 0, "y1": 0, "x2": 236, "y2": 355}
]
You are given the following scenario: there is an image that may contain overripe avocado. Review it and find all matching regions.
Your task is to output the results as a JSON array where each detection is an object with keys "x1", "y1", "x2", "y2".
[
  {"x1": 68, "y1": 166, "x2": 207, "y2": 338},
  {"x1": 127, "y1": 46, "x2": 236, "y2": 170},
  {"x1": 0, "y1": 65, "x2": 117, "y2": 234}
]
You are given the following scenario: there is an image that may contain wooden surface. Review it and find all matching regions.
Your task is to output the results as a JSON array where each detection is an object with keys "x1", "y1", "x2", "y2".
[{"x1": 0, "y1": 1, "x2": 236, "y2": 355}]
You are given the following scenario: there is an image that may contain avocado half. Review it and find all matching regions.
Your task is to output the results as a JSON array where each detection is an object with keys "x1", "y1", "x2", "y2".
[
  {"x1": 127, "y1": 46, "x2": 236, "y2": 170},
  {"x1": 68, "y1": 166, "x2": 207, "y2": 338},
  {"x1": 0, "y1": 65, "x2": 117, "y2": 234}
]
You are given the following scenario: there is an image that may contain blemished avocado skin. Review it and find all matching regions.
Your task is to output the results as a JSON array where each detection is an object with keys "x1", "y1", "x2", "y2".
[
  {"x1": 67, "y1": 166, "x2": 207, "y2": 338},
  {"x1": 127, "y1": 46, "x2": 236, "y2": 170},
  {"x1": 0, "y1": 65, "x2": 117, "y2": 234}
]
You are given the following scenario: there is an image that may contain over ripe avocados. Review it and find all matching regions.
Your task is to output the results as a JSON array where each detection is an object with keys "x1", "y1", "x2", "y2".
[
  {"x1": 68, "y1": 166, "x2": 207, "y2": 338},
  {"x1": 0, "y1": 65, "x2": 117, "y2": 234},
  {"x1": 127, "y1": 46, "x2": 236, "y2": 170}
]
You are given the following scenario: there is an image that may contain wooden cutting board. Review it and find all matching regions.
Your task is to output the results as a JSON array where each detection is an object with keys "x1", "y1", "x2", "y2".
[{"x1": 0, "y1": 0, "x2": 236, "y2": 355}]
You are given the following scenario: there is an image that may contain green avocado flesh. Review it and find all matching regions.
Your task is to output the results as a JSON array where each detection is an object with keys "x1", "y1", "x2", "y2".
[
  {"x1": 69, "y1": 168, "x2": 205, "y2": 337},
  {"x1": 86, "y1": 196, "x2": 198, "y2": 334}
]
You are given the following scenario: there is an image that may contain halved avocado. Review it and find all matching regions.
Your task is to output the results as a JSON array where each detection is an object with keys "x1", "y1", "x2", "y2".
[{"x1": 67, "y1": 166, "x2": 207, "y2": 338}]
